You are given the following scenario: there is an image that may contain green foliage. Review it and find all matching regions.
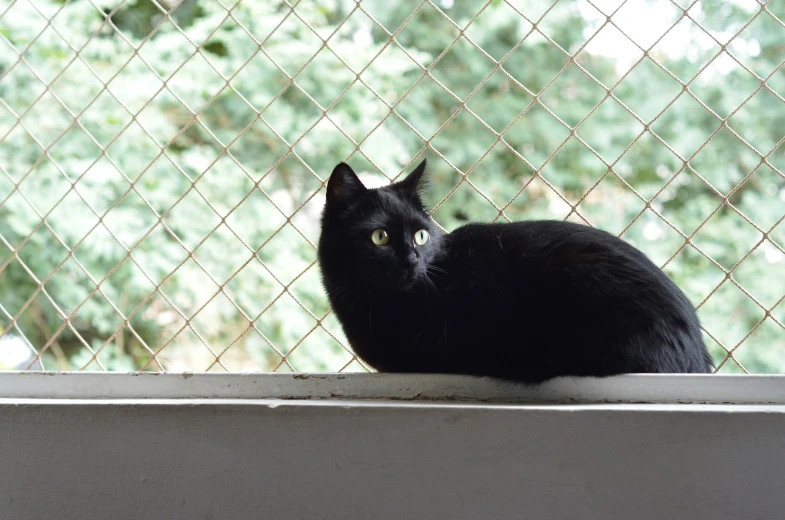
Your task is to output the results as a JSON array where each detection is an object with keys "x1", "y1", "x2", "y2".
[{"x1": 0, "y1": 0, "x2": 782, "y2": 372}]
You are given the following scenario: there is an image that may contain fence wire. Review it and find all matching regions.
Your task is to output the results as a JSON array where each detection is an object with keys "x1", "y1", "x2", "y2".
[{"x1": 0, "y1": 0, "x2": 783, "y2": 373}]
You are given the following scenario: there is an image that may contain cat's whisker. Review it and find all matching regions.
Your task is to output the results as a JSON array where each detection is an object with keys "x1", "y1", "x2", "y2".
[
  {"x1": 427, "y1": 265, "x2": 447, "y2": 276},
  {"x1": 419, "y1": 273, "x2": 440, "y2": 298},
  {"x1": 437, "y1": 317, "x2": 448, "y2": 349}
]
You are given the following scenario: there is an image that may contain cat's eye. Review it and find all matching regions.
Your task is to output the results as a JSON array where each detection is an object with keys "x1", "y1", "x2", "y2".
[
  {"x1": 414, "y1": 229, "x2": 430, "y2": 246},
  {"x1": 371, "y1": 228, "x2": 389, "y2": 246}
]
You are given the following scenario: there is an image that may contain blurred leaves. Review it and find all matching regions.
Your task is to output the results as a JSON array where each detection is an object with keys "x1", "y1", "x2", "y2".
[{"x1": 0, "y1": 0, "x2": 783, "y2": 372}]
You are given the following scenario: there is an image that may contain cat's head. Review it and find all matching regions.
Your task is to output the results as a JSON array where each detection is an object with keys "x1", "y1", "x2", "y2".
[{"x1": 318, "y1": 159, "x2": 443, "y2": 293}]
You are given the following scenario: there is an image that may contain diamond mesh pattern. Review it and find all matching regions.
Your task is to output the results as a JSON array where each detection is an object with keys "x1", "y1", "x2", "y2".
[{"x1": 0, "y1": 0, "x2": 783, "y2": 373}]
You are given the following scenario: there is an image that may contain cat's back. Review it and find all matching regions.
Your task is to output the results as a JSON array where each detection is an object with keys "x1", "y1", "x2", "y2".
[
  {"x1": 442, "y1": 219, "x2": 628, "y2": 260},
  {"x1": 439, "y1": 219, "x2": 710, "y2": 376},
  {"x1": 441, "y1": 218, "x2": 687, "y2": 309}
]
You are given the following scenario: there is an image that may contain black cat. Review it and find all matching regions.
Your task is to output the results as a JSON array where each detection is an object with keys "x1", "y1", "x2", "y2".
[{"x1": 318, "y1": 159, "x2": 713, "y2": 383}]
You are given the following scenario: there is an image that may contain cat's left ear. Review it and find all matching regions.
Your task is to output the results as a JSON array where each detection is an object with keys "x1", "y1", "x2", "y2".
[
  {"x1": 398, "y1": 159, "x2": 428, "y2": 200},
  {"x1": 326, "y1": 162, "x2": 366, "y2": 205}
]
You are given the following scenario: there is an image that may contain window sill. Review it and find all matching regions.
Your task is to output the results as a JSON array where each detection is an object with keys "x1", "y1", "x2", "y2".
[
  {"x1": 2, "y1": 372, "x2": 784, "y2": 520},
  {"x1": 0, "y1": 371, "x2": 783, "y2": 404}
]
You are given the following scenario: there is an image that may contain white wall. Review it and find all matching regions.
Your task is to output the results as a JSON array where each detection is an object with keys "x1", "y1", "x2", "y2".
[{"x1": 1, "y1": 373, "x2": 784, "y2": 520}]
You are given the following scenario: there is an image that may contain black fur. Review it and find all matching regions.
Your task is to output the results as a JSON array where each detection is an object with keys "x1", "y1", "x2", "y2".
[{"x1": 318, "y1": 160, "x2": 714, "y2": 384}]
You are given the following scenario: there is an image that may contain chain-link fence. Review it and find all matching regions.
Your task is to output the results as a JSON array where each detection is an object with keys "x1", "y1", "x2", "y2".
[{"x1": 0, "y1": 0, "x2": 783, "y2": 373}]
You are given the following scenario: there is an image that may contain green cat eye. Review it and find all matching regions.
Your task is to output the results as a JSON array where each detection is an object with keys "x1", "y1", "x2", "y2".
[
  {"x1": 414, "y1": 229, "x2": 430, "y2": 246},
  {"x1": 371, "y1": 228, "x2": 389, "y2": 246}
]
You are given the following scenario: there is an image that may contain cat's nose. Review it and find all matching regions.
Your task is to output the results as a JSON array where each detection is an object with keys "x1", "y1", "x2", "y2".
[{"x1": 406, "y1": 251, "x2": 418, "y2": 266}]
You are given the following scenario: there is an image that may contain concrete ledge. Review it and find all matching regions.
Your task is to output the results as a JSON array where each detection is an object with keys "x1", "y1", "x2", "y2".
[
  {"x1": 2, "y1": 373, "x2": 785, "y2": 519},
  {"x1": 1, "y1": 395, "x2": 784, "y2": 520},
  {"x1": 0, "y1": 371, "x2": 784, "y2": 404}
]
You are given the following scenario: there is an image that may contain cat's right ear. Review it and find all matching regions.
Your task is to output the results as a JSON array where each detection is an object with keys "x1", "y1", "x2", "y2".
[{"x1": 326, "y1": 162, "x2": 366, "y2": 205}]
